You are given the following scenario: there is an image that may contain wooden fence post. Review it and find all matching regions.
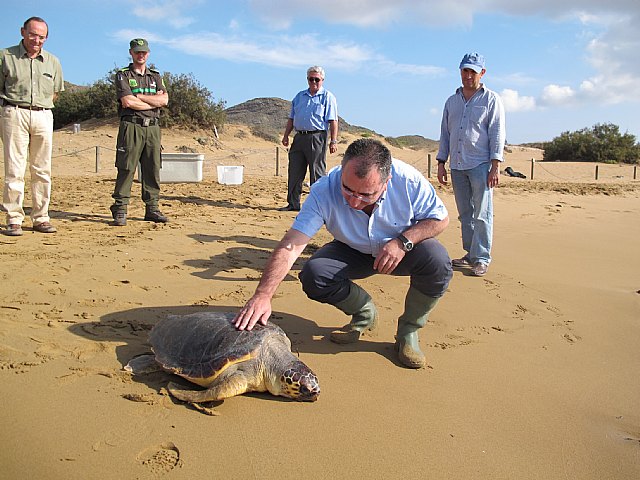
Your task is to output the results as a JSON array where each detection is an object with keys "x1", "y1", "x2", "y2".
[
  {"x1": 595, "y1": 165, "x2": 599, "y2": 180},
  {"x1": 275, "y1": 147, "x2": 280, "y2": 176},
  {"x1": 427, "y1": 153, "x2": 432, "y2": 178},
  {"x1": 95, "y1": 146, "x2": 100, "y2": 173},
  {"x1": 530, "y1": 158, "x2": 535, "y2": 180}
]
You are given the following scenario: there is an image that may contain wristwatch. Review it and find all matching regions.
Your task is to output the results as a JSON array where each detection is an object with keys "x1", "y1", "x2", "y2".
[{"x1": 397, "y1": 234, "x2": 414, "y2": 252}]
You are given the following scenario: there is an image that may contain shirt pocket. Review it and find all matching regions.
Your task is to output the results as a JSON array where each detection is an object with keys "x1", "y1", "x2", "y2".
[
  {"x1": 465, "y1": 106, "x2": 487, "y2": 142},
  {"x1": 469, "y1": 105, "x2": 487, "y2": 124},
  {"x1": 40, "y1": 72, "x2": 55, "y2": 98}
]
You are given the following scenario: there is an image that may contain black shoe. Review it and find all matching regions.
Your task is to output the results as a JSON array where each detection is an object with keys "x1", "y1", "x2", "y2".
[
  {"x1": 112, "y1": 210, "x2": 127, "y2": 226},
  {"x1": 144, "y1": 209, "x2": 168, "y2": 223},
  {"x1": 110, "y1": 205, "x2": 127, "y2": 226},
  {"x1": 277, "y1": 205, "x2": 300, "y2": 212}
]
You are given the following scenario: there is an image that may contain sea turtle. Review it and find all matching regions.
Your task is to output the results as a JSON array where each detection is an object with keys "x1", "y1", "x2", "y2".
[{"x1": 125, "y1": 312, "x2": 320, "y2": 403}]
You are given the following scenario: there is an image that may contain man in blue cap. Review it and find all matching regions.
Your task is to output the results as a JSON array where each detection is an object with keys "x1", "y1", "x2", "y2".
[{"x1": 436, "y1": 53, "x2": 506, "y2": 276}]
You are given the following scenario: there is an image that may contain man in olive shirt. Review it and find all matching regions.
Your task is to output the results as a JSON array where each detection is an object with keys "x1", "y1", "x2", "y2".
[
  {"x1": 1, "y1": 16, "x2": 64, "y2": 236},
  {"x1": 109, "y1": 38, "x2": 168, "y2": 226}
]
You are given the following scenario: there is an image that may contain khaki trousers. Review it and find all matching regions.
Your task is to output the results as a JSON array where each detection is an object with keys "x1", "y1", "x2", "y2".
[{"x1": 1, "y1": 105, "x2": 54, "y2": 226}]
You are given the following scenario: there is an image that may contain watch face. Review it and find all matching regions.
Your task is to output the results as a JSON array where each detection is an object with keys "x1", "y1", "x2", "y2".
[{"x1": 399, "y1": 235, "x2": 413, "y2": 251}]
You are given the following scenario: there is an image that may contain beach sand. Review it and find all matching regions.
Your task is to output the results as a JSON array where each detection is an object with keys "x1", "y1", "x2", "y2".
[{"x1": 1, "y1": 121, "x2": 639, "y2": 479}]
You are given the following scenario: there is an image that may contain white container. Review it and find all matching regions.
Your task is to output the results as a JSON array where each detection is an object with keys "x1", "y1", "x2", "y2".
[
  {"x1": 73, "y1": 123, "x2": 81, "y2": 133},
  {"x1": 138, "y1": 153, "x2": 204, "y2": 183},
  {"x1": 217, "y1": 165, "x2": 244, "y2": 185}
]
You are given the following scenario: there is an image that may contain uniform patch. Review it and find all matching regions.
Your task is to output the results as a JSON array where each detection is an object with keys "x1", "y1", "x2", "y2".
[{"x1": 129, "y1": 79, "x2": 138, "y2": 88}]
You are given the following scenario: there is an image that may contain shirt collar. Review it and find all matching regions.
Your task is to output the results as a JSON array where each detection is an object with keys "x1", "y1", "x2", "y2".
[
  {"x1": 306, "y1": 86, "x2": 325, "y2": 97},
  {"x1": 18, "y1": 41, "x2": 44, "y2": 61}
]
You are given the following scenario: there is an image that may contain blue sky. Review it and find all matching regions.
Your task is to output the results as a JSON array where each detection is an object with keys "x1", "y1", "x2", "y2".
[{"x1": 3, "y1": 0, "x2": 638, "y2": 144}]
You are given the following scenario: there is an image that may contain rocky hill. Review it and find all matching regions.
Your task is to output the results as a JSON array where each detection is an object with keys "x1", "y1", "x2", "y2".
[{"x1": 224, "y1": 97, "x2": 434, "y2": 148}]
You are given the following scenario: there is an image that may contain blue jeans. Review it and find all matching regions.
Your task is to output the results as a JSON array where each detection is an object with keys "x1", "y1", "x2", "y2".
[{"x1": 451, "y1": 162, "x2": 493, "y2": 265}]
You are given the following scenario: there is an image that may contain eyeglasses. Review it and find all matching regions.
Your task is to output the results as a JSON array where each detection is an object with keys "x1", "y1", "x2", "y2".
[
  {"x1": 27, "y1": 32, "x2": 47, "y2": 42},
  {"x1": 341, "y1": 183, "x2": 382, "y2": 204},
  {"x1": 307, "y1": 77, "x2": 322, "y2": 83}
]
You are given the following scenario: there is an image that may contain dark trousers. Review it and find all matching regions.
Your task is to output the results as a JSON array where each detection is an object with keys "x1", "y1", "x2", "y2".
[
  {"x1": 286, "y1": 131, "x2": 327, "y2": 209},
  {"x1": 299, "y1": 239, "x2": 452, "y2": 305},
  {"x1": 111, "y1": 121, "x2": 162, "y2": 210}
]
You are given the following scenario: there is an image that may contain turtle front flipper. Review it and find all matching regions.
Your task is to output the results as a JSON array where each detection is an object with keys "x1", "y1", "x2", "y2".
[{"x1": 167, "y1": 372, "x2": 250, "y2": 403}]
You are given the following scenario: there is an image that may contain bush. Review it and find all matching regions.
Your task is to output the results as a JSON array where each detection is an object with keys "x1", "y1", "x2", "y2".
[
  {"x1": 161, "y1": 72, "x2": 226, "y2": 130},
  {"x1": 54, "y1": 69, "x2": 225, "y2": 131},
  {"x1": 543, "y1": 123, "x2": 639, "y2": 164}
]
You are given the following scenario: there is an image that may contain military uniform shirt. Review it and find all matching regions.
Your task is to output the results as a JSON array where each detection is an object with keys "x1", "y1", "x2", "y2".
[
  {"x1": 115, "y1": 63, "x2": 165, "y2": 119},
  {"x1": 0, "y1": 41, "x2": 64, "y2": 109}
]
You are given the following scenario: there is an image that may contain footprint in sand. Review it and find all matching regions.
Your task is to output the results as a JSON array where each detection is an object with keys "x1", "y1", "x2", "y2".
[
  {"x1": 137, "y1": 442, "x2": 182, "y2": 474},
  {"x1": 562, "y1": 333, "x2": 582, "y2": 344}
]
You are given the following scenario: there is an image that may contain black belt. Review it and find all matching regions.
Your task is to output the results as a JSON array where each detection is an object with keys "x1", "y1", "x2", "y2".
[
  {"x1": 121, "y1": 115, "x2": 159, "y2": 126},
  {"x1": 296, "y1": 130, "x2": 324, "y2": 135},
  {"x1": 4, "y1": 102, "x2": 48, "y2": 111}
]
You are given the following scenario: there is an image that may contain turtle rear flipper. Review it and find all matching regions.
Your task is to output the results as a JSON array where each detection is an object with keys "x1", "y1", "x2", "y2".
[
  {"x1": 124, "y1": 354, "x2": 162, "y2": 375},
  {"x1": 167, "y1": 372, "x2": 250, "y2": 403}
]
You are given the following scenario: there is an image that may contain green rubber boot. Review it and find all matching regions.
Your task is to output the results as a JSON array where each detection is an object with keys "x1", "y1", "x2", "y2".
[
  {"x1": 329, "y1": 283, "x2": 378, "y2": 344},
  {"x1": 395, "y1": 286, "x2": 440, "y2": 369}
]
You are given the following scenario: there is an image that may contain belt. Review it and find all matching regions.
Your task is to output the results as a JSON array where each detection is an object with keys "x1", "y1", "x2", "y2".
[
  {"x1": 121, "y1": 115, "x2": 159, "y2": 126},
  {"x1": 4, "y1": 102, "x2": 48, "y2": 111},
  {"x1": 296, "y1": 130, "x2": 324, "y2": 135}
]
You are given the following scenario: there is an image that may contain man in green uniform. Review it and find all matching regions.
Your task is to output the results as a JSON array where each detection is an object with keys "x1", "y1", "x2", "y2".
[
  {"x1": 1, "y1": 16, "x2": 64, "y2": 236},
  {"x1": 110, "y1": 38, "x2": 169, "y2": 226}
]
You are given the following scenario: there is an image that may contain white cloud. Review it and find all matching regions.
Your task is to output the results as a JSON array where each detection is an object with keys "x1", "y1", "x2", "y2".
[
  {"x1": 247, "y1": 1, "x2": 639, "y2": 110},
  {"x1": 248, "y1": 0, "x2": 636, "y2": 29},
  {"x1": 114, "y1": 29, "x2": 443, "y2": 78},
  {"x1": 132, "y1": 0, "x2": 201, "y2": 29},
  {"x1": 500, "y1": 89, "x2": 536, "y2": 112},
  {"x1": 540, "y1": 84, "x2": 576, "y2": 106}
]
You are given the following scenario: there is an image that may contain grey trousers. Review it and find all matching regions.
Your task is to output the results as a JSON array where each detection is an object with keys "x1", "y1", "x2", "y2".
[
  {"x1": 286, "y1": 131, "x2": 327, "y2": 209},
  {"x1": 299, "y1": 239, "x2": 453, "y2": 304}
]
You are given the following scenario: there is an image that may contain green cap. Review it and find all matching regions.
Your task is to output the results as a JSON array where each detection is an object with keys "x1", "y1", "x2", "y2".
[{"x1": 130, "y1": 38, "x2": 150, "y2": 53}]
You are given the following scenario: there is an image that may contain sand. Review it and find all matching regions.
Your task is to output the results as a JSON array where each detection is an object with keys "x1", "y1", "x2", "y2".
[{"x1": 0, "y1": 121, "x2": 639, "y2": 479}]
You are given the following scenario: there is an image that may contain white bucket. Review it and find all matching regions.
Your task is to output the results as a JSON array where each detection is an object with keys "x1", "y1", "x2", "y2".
[
  {"x1": 73, "y1": 123, "x2": 81, "y2": 134},
  {"x1": 217, "y1": 166, "x2": 244, "y2": 185}
]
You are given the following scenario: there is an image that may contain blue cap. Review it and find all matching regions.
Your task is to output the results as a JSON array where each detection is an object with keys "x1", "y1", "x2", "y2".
[{"x1": 459, "y1": 53, "x2": 485, "y2": 73}]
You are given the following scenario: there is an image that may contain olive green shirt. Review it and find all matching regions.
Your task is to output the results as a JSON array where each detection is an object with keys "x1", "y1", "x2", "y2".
[
  {"x1": 0, "y1": 41, "x2": 64, "y2": 109},
  {"x1": 115, "y1": 64, "x2": 166, "y2": 120}
]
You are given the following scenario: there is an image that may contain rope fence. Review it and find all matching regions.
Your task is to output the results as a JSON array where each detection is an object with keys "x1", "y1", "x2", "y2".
[
  {"x1": 48, "y1": 144, "x2": 638, "y2": 183},
  {"x1": 52, "y1": 145, "x2": 116, "y2": 173},
  {"x1": 424, "y1": 153, "x2": 638, "y2": 183}
]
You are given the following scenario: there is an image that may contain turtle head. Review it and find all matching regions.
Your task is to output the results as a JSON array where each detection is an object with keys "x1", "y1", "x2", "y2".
[{"x1": 279, "y1": 361, "x2": 320, "y2": 402}]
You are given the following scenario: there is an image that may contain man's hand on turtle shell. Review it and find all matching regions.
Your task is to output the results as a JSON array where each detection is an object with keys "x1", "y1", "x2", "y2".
[{"x1": 234, "y1": 295, "x2": 271, "y2": 331}]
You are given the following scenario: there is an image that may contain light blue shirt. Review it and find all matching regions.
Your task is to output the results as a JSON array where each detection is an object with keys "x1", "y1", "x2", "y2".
[
  {"x1": 289, "y1": 87, "x2": 338, "y2": 131},
  {"x1": 437, "y1": 84, "x2": 506, "y2": 170},
  {"x1": 292, "y1": 159, "x2": 448, "y2": 257}
]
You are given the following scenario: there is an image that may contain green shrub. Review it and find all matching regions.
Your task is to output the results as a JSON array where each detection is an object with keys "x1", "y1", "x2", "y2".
[
  {"x1": 54, "y1": 69, "x2": 225, "y2": 131},
  {"x1": 543, "y1": 123, "x2": 639, "y2": 164}
]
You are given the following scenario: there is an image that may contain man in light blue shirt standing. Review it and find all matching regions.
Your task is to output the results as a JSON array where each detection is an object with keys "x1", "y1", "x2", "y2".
[
  {"x1": 235, "y1": 139, "x2": 452, "y2": 369},
  {"x1": 279, "y1": 66, "x2": 339, "y2": 211},
  {"x1": 436, "y1": 53, "x2": 506, "y2": 277}
]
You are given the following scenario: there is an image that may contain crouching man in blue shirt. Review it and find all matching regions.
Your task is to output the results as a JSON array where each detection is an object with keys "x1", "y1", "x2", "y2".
[{"x1": 234, "y1": 138, "x2": 452, "y2": 369}]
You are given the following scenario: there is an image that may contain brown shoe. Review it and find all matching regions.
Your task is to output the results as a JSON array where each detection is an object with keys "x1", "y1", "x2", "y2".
[
  {"x1": 471, "y1": 262, "x2": 488, "y2": 276},
  {"x1": 451, "y1": 255, "x2": 471, "y2": 267},
  {"x1": 3, "y1": 224, "x2": 23, "y2": 236},
  {"x1": 33, "y1": 221, "x2": 57, "y2": 234}
]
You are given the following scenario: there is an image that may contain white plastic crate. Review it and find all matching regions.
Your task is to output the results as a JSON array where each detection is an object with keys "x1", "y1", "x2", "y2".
[
  {"x1": 137, "y1": 153, "x2": 204, "y2": 183},
  {"x1": 217, "y1": 165, "x2": 244, "y2": 185}
]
